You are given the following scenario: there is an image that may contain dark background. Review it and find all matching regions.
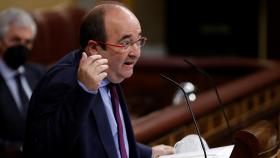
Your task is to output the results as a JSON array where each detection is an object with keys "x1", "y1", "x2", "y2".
[{"x1": 165, "y1": 0, "x2": 260, "y2": 58}]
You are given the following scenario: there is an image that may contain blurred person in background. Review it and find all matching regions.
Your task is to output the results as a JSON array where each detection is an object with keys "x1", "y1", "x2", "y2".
[{"x1": 0, "y1": 7, "x2": 45, "y2": 158}]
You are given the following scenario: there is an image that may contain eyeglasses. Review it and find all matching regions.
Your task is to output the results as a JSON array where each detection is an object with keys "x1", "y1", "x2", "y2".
[{"x1": 95, "y1": 37, "x2": 147, "y2": 51}]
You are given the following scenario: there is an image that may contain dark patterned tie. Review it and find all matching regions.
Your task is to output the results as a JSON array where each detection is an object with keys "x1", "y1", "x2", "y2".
[
  {"x1": 108, "y1": 83, "x2": 128, "y2": 158},
  {"x1": 14, "y1": 73, "x2": 29, "y2": 116}
]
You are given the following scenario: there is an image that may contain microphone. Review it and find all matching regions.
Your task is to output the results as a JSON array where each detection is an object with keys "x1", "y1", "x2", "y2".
[
  {"x1": 183, "y1": 58, "x2": 232, "y2": 134},
  {"x1": 160, "y1": 73, "x2": 207, "y2": 158}
]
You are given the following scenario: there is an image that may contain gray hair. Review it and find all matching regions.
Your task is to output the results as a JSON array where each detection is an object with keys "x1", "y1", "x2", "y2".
[{"x1": 0, "y1": 8, "x2": 37, "y2": 39}]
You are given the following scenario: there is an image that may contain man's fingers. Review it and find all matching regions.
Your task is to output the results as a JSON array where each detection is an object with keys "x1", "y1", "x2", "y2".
[
  {"x1": 90, "y1": 58, "x2": 108, "y2": 67},
  {"x1": 97, "y1": 72, "x2": 108, "y2": 81},
  {"x1": 87, "y1": 58, "x2": 108, "y2": 76},
  {"x1": 152, "y1": 145, "x2": 174, "y2": 158},
  {"x1": 78, "y1": 52, "x2": 109, "y2": 91},
  {"x1": 79, "y1": 53, "x2": 108, "y2": 74},
  {"x1": 81, "y1": 54, "x2": 102, "y2": 67},
  {"x1": 79, "y1": 52, "x2": 88, "y2": 66},
  {"x1": 93, "y1": 64, "x2": 109, "y2": 74}
]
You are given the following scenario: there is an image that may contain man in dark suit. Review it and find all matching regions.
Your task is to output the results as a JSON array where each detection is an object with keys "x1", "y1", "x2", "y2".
[
  {"x1": 0, "y1": 8, "x2": 45, "y2": 157},
  {"x1": 23, "y1": 1, "x2": 173, "y2": 158}
]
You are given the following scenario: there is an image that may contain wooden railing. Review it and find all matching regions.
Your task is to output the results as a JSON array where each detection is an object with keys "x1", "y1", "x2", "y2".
[
  {"x1": 123, "y1": 57, "x2": 276, "y2": 117},
  {"x1": 132, "y1": 66, "x2": 280, "y2": 157}
]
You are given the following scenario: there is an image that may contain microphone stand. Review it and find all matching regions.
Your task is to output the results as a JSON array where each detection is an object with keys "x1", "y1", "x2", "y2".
[
  {"x1": 183, "y1": 58, "x2": 232, "y2": 135},
  {"x1": 160, "y1": 73, "x2": 207, "y2": 158}
]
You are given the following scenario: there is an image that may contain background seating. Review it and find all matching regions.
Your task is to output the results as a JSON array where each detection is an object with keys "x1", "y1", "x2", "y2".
[{"x1": 29, "y1": 5, "x2": 86, "y2": 65}]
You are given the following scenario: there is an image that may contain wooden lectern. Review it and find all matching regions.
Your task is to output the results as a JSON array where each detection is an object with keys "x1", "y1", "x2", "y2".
[{"x1": 231, "y1": 120, "x2": 279, "y2": 158}]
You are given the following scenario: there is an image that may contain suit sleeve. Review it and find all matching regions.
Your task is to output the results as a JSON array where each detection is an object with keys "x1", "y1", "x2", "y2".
[
  {"x1": 23, "y1": 65, "x2": 97, "y2": 157},
  {"x1": 137, "y1": 143, "x2": 152, "y2": 158}
]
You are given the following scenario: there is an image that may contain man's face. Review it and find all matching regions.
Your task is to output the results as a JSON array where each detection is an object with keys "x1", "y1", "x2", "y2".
[
  {"x1": 0, "y1": 24, "x2": 34, "y2": 55},
  {"x1": 99, "y1": 7, "x2": 142, "y2": 83}
]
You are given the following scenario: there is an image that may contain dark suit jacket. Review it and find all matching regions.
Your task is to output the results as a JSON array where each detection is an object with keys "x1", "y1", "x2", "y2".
[
  {"x1": 0, "y1": 63, "x2": 45, "y2": 148},
  {"x1": 23, "y1": 49, "x2": 152, "y2": 158}
]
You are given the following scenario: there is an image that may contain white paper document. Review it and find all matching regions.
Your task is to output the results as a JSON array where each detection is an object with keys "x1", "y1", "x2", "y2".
[{"x1": 159, "y1": 145, "x2": 235, "y2": 158}]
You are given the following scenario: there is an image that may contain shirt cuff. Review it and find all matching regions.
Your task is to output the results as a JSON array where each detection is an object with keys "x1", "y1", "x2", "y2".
[{"x1": 78, "y1": 80, "x2": 98, "y2": 94}]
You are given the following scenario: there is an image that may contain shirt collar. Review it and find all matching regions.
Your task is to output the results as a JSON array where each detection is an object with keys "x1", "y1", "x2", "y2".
[
  {"x1": 0, "y1": 57, "x2": 25, "y2": 80},
  {"x1": 100, "y1": 78, "x2": 110, "y2": 88}
]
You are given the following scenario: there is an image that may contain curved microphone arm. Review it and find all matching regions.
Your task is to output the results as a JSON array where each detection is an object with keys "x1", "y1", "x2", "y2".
[
  {"x1": 160, "y1": 73, "x2": 207, "y2": 158},
  {"x1": 183, "y1": 58, "x2": 232, "y2": 133}
]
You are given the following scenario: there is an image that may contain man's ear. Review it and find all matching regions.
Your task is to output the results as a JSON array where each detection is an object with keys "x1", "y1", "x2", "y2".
[
  {"x1": 88, "y1": 40, "x2": 98, "y2": 47},
  {"x1": 85, "y1": 40, "x2": 99, "y2": 55}
]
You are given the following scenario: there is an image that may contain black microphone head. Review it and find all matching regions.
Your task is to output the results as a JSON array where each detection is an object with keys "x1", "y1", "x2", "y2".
[
  {"x1": 160, "y1": 73, "x2": 184, "y2": 91},
  {"x1": 184, "y1": 58, "x2": 212, "y2": 80}
]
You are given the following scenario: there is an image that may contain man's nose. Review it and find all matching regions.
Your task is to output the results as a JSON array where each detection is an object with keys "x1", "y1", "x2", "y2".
[{"x1": 128, "y1": 45, "x2": 141, "y2": 57}]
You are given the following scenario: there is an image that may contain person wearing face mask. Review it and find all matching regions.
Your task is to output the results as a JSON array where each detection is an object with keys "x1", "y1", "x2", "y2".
[
  {"x1": 0, "y1": 8, "x2": 46, "y2": 157},
  {"x1": 23, "y1": 2, "x2": 174, "y2": 158}
]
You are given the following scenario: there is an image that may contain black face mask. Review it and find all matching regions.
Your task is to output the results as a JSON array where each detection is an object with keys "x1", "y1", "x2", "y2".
[{"x1": 2, "y1": 45, "x2": 29, "y2": 70}]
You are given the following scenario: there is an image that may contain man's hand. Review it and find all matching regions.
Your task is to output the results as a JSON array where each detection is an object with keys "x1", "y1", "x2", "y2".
[
  {"x1": 78, "y1": 52, "x2": 108, "y2": 91},
  {"x1": 152, "y1": 144, "x2": 174, "y2": 158}
]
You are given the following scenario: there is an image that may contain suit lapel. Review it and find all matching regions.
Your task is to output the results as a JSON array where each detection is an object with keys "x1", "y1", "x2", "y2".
[
  {"x1": 91, "y1": 93, "x2": 118, "y2": 158},
  {"x1": 0, "y1": 74, "x2": 22, "y2": 117}
]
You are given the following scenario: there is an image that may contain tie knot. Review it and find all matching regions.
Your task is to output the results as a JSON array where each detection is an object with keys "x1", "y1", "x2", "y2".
[
  {"x1": 14, "y1": 72, "x2": 23, "y2": 78},
  {"x1": 14, "y1": 73, "x2": 22, "y2": 82},
  {"x1": 108, "y1": 83, "x2": 117, "y2": 91}
]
